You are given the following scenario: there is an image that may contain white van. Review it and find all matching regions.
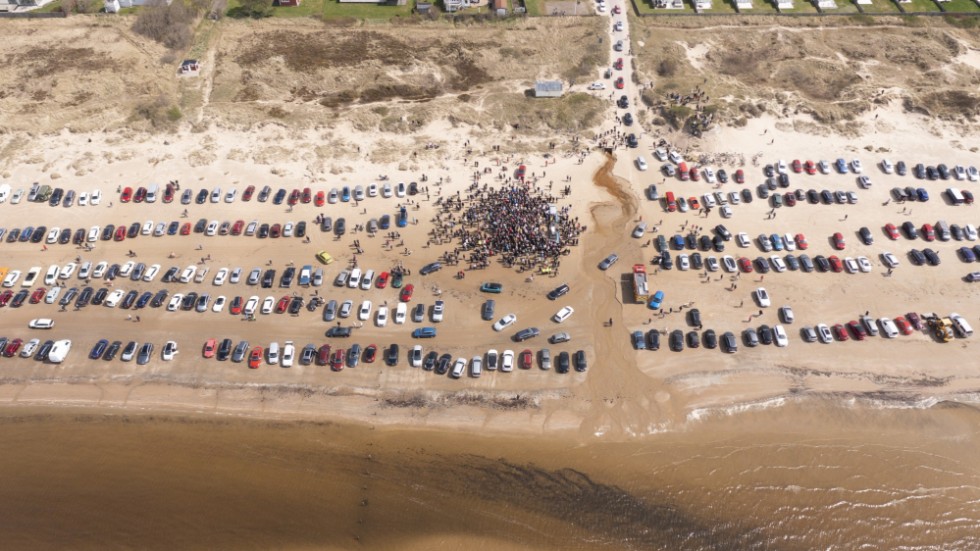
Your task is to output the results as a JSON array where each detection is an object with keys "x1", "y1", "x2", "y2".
[
  {"x1": 950, "y1": 313, "x2": 973, "y2": 337},
  {"x1": 48, "y1": 340, "x2": 72, "y2": 363},
  {"x1": 145, "y1": 183, "x2": 159, "y2": 203},
  {"x1": 267, "y1": 342, "x2": 280, "y2": 365}
]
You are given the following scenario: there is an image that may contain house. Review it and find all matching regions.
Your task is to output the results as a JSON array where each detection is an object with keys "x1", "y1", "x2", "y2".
[
  {"x1": 492, "y1": 0, "x2": 506, "y2": 14},
  {"x1": 652, "y1": 0, "x2": 684, "y2": 6},
  {"x1": 534, "y1": 80, "x2": 563, "y2": 99},
  {"x1": 815, "y1": 0, "x2": 837, "y2": 7},
  {"x1": 415, "y1": 0, "x2": 432, "y2": 12},
  {"x1": 774, "y1": 0, "x2": 793, "y2": 8},
  {"x1": 443, "y1": 0, "x2": 472, "y2": 10},
  {"x1": 695, "y1": 0, "x2": 711, "y2": 8},
  {"x1": 734, "y1": 0, "x2": 752, "y2": 8},
  {"x1": 274, "y1": 0, "x2": 300, "y2": 5}
]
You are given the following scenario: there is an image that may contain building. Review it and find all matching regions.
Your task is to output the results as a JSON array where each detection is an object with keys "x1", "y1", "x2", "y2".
[
  {"x1": 815, "y1": 0, "x2": 837, "y2": 7},
  {"x1": 774, "y1": 0, "x2": 793, "y2": 8},
  {"x1": 652, "y1": 0, "x2": 684, "y2": 6},
  {"x1": 695, "y1": 0, "x2": 711, "y2": 8},
  {"x1": 534, "y1": 80, "x2": 563, "y2": 99}
]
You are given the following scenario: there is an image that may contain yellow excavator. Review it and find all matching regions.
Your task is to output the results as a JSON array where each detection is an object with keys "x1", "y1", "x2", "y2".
[{"x1": 926, "y1": 314, "x2": 954, "y2": 343}]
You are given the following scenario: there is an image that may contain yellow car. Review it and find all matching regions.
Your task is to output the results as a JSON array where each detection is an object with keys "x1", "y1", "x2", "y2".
[{"x1": 315, "y1": 251, "x2": 333, "y2": 265}]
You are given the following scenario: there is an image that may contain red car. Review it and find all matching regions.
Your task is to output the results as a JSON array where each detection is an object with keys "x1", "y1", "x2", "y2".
[
  {"x1": 832, "y1": 232, "x2": 845, "y2": 250},
  {"x1": 242, "y1": 185, "x2": 255, "y2": 201},
  {"x1": 314, "y1": 191, "x2": 325, "y2": 207},
  {"x1": 364, "y1": 345, "x2": 377, "y2": 363},
  {"x1": 519, "y1": 349, "x2": 533, "y2": 370},
  {"x1": 895, "y1": 316, "x2": 913, "y2": 336},
  {"x1": 884, "y1": 223, "x2": 899, "y2": 240},
  {"x1": 828, "y1": 255, "x2": 843, "y2": 273},
  {"x1": 400, "y1": 284, "x2": 414, "y2": 302},
  {"x1": 248, "y1": 346, "x2": 263, "y2": 369},
  {"x1": 906, "y1": 312, "x2": 923, "y2": 331},
  {"x1": 791, "y1": 159, "x2": 802, "y2": 173},
  {"x1": 114, "y1": 225, "x2": 127, "y2": 241},
  {"x1": 302, "y1": 187, "x2": 312, "y2": 204},
  {"x1": 613, "y1": 58, "x2": 623, "y2": 70},
  {"x1": 317, "y1": 344, "x2": 331, "y2": 366},
  {"x1": 734, "y1": 169, "x2": 745, "y2": 184},
  {"x1": 847, "y1": 320, "x2": 867, "y2": 341},
  {"x1": 203, "y1": 339, "x2": 217, "y2": 358},
  {"x1": 120, "y1": 187, "x2": 133, "y2": 203},
  {"x1": 689, "y1": 167, "x2": 700, "y2": 182},
  {"x1": 921, "y1": 223, "x2": 935, "y2": 242},
  {"x1": 832, "y1": 324, "x2": 849, "y2": 342},
  {"x1": 3, "y1": 338, "x2": 23, "y2": 357},
  {"x1": 614, "y1": 77, "x2": 624, "y2": 89},
  {"x1": 795, "y1": 233, "x2": 808, "y2": 250},
  {"x1": 288, "y1": 189, "x2": 300, "y2": 206},
  {"x1": 738, "y1": 257, "x2": 754, "y2": 273},
  {"x1": 0, "y1": 290, "x2": 13, "y2": 307},
  {"x1": 275, "y1": 295, "x2": 290, "y2": 314},
  {"x1": 29, "y1": 287, "x2": 46, "y2": 304},
  {"x1": 134, "y1": 187, "x2": 146, "y2": 203},
  {"x1": 688, "y1": 197, "x2": 700, "y2": 210},
  {"x1": 163, "y1": 183, "x2": 175, "y2": 203},
  {"x1": 784, "y1": 192, "x2": 796, "y2": 207},
  {"x1": 270, "y1": 224, "x2": 281, "y2": 238},
  {"x1": 376, "y1": 272, "x2": 390, "y2": 289},
  {"x1": 180, "y1": 223, "x2": 192, "y2": 235},
  {"x1": 330, "y1": 349, "x2": 345, "y2": 371},
  {"x1": 231, "y1": 220, "x2": 245, "y2": 236},
  {"x1": 803, "y1": 160, "x2": 817, "y2": 175},
  {"x1": 230, "y1": 296, "x2": 243, "y2": 315}
]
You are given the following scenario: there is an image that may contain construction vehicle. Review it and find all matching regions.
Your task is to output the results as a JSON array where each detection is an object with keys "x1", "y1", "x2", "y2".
[{"x1": 926, "y1": 314, "x2": 954, "y2": 343}]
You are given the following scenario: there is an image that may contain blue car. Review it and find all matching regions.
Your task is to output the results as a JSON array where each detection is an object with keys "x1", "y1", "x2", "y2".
[
  {"x1": 341, "y1": 187, "x2": 351, "y2": 202},
  {"x1": 835, "y1": 158, "x2": 848, "y2": 173},
  {"x1": 379, "y1": 215, "x2": 390, "y2": 230},
  {"x1": 770, "y1": 233, "x2": 784, "y2": 251},
  {"x1": 671, "y1": 234, "x2": 685, "y2": 250},
  {"x1": 916, "y1": 188, "x2": 929, "y2": 202},
  {"x1": 648, "y1": 290, "x2": 665, "y2": 310},
  {"x1": 167, "y1": 221, "x2": 180, "y2": 235},
  {"x1": 396, "y1": 206, "x2": 408, "y2": 228},
  {"x1": 632, "y1": 331, "x2": 647, "y2": 350},
  {"x1": 412, "y1": 327, "x2": 437, "y2": 339},
  {"x1": 89, "y1": 339, "x2": 109, "y2": 360},
  {"x1": 959, "y1": 247, "x2": 977, "y2": 263}
]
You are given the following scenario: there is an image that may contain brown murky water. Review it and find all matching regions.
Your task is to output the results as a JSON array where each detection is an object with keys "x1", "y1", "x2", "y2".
[{"x1": 1, "y1": 400, "x2": 978, "y2": 550}]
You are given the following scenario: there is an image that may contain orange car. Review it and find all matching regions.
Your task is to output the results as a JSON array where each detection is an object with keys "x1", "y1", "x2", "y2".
[{"x1": 202, "y1": 339, "x2": 217, "y2": 359}]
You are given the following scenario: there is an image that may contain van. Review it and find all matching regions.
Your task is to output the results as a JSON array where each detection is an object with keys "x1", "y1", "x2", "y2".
[
  {"x1": 145, "y1": 183, "x2": 159, "y2": 203},
  {"x1": 946, "y1": 188, "x2": 965, "y2": 205},
  {"x1": 950, "y1": 313, "x2": 973, "y2": 337},
  {"x1": 664, "y1": 192, "x2": 677, "y2": 213},
  {"x1": 936, "y1": 220, "x2": 951, "y2": 242},
  {"x1": 298, "y1": 265, "x2": 312, "y2": 286},
  {"x1": 267, "y1": 342, "x2": 280, "y2": 364}
]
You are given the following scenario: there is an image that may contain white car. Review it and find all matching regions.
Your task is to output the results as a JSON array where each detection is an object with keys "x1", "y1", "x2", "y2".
[
  {"x1": 668, "y1": 151, "x2": 683, "y2": 164},
  {"x1": 816, "y1": 323, "x2": 833, "y2": 344},
  {"x1": 59, "y1": 263, "x2": 77, "y2": 280},
  {"x1": 677, "y1": 254, "x2": 690, "y2": 271},
  {"x1": 22, "y1": 267, "x2": 42, "y2": 288},
  {"x1": 162, "y1": 340, "x2": 179, "y2": 361},
  {"x1": 119, "y1": 261, "x2": 135, "y2": 277},
  {"x1": 283, "y1": 222, "x2": 294, "y2": 238},
  {"x1": 411, "y1": 345, "x2": 423, "y2": 368},
  {"x1": 394, "y1": 303, "x2": 407, "y2": 324},
  {"x1": 339, "y1": 300, "x2": 353, "y2": 318},
  {"x1": 48, "y1": 340, "x2": 72, "y2": 364},
  {"x1": 879, "y1": 318, "x2": 899, "y2": 339},
  {"x1": 230, "y1": 268, "x2": 243, "y2": 284},
  {"x1": 779, "y1": 306, "x2": 795, "y2": 324},
  {"x1": 0, "y1": 184, "x2": 13, "y2": 203},
  {"x1": 728, "y1": 191, "x2": 740, "y2": 205},
  {"x1": 46, "y1": 228, "x2": 60, "y2": 244},
  {"x1": 857, "y1": 256, "x2": 872, "y2": 273},
  {"x1": 588, "y1": 82, "x2": 606, "y2": 91},
  {"x1": 90, "y1": 190, "x2": 102, "y2": 205},
  {"x1": 141, "y1": 220, "x2": 153, "y2": 235},
  {"x1": 703, "y1": 168, "x2": 715, "y2": 183},
  {"x1": 965, "y1": 225, "x2": 978, "y2": 241},
  {"x1": 722, "y1": 256, "x2": 737, "y2": 273},
  {"x1": 773, "y1": 325, "x2": 789, "y2": 347},
  {"x1": 367, "y1": 183, "x2": 378, "y2": 197},
  {"x1": 451, "y1": 358, "x2": 467, "y2": 379},
  {"x1": 881, "y1": 252, "x2": 899, "y2": 269},
  {"x1": 844, "y1": 257, "x2": 859, "y2": 274},
  {"x1": 28, "y1": 318, "x2": 55, "y2": 330},
  {"x1": 261, "y1": 296, "x2": 275, "y2": 315},
  {"x1": 701, "y1": 193, "x2": 717, "y2": 208},
  {"x1": 851, "y1": 159, "x2": 863, "y2": 173},
  {"x1": 212, "y1": 295, "x2": 226, "y2": 313},
  {"x1": 193, "y1": 267, "x2": 209, "y2": 284},
  {"x1": 360, "y1": 269, "x2": 375, "y2": 291},
  {"x1": 776, "y1": 160, "x2": 787, "y2": 174},
  {"x1": 44, "y1": 287, "x2": 62, "y2": 304},
  {"x1": 376, "y1": 306, "x2": 388, "y2": 327},
  {"x1": 493, "y1": 314, "x2": 517, "y2": 332},
  {"x1": 967, "y1": 166, "x2": 979, "y2": 182},
  {"x1": 104, "y1": 289, "x2": 125, "y2": 308},
  {"x1": 719, "y1": 205, "x2": 733, "y2": 219},
  {"x1": 267, "y1": 342, "x2": 280, "y2": 365},
  {"x1": 243, "y1": 296, "x2": 259, "y2": 316},
  {"x1": 168, "y1": 294, "x2": 184, "y2": 312},
  {"x1": 206, "y1": 220, "x2": 219, "y2": 236},
  {"x1": 20, "y1": 338, "x2": 40, "y2": 358},
  {"x1": 143, "y1": 264, "x2": 161, "y2": 282},
  {"x1": 432, "y1": 300, "x2": 445, "y2": 323},
  {"x1": 92, "y1": 261, "x2": 108, "y2": 279},
  {"x1": 635, "y1": 156, "x2": 648, "y2": 171},
  {"x1": 88, "y1": 226, "x2": 100, "y2": 242},
  {"x1": 754, "y1": 288, "x2": 771, "y2": 308},
  {"x1": 782, "y1": 233, "x2": 796, "y2": 251},
  {"x1": 501, "y1": 350, "x2": 515, "y2": 373},
  {"x1": 154, "y1": 222, "x2": 166, "y2": 237},
  {"x1": 381, "y1": 183, "x2": 393, "y2": 198},
  {"x1": 880, "y1": 159, "x2": 894, "y2": 174},
  {"x1": 224, "y1": 189, "x2": 237, "y2": 203},
  {"x1": 213, "y1": 268, "x2": 229, "y2": 286},
  {"x1": 358, "y1": 300, "x2": 373, "y2": 321},
  {"x1": 281, "y1": 341, "x2": 294, "y2": 367},
  {"x1": 179, "y1": 266, "x2": 196, "y2": 283},
  {"x1": 736, "y1": 232, "x2": 750, "y2": 248},
  {"x1": 553, "y1": 306, "x2": 575, "y2": 324},
  {"x1": 770, "y1": 255, "x2": 786, "y2": 273}
]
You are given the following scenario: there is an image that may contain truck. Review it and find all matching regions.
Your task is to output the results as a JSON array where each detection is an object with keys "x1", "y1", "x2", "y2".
[
  {"x1": 632, "y1": 264, "x2": 649, "y2": 303},
  {"x1": 35, "y1": 185, "x2": 53, "y2": 203},
  {"x1": 926, "y1": 314, "x2": 954, "y2": 343}
]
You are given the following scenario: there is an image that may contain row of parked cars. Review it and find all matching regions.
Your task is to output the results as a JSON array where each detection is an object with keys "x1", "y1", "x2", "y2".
[
  {"x1": 118, "y1": 181, "x2": 422, "y2": 206},
  {"x1": 220, "y1": 340, "x2": 588, "y2": 375},
  {"x1": 0, "y1": 183, "x2": 102, "y2": 207},
  {"x1": 632, "y1": 327, "x2": 745, "y2": 354},
  {"x1": 0, "y1": 336, "x2": 71, "y2": 363},
  {"x1": 87, "y1": 339, "x2": 177, "y2": 364}
]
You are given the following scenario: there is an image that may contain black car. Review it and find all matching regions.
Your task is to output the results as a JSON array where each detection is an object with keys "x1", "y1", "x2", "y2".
[
  {"x1": 904, "y1": 186, "x2": 918, "y2": 201},
  {"x1": 859, "y1": 227, "x2": 874, "y2": 245},
  {"x1": 764, "y1": 164, "x2": 775, "y2": 178},
  {"x1": 690, "y1": 252, "x2": 703, "y2": 270},
  {"x1": 168, "y1": 221, "x2": 180, "y2": 236},
  {"x1": 820, "y1": 190, "x2": 834, "y2": 204},
  {"x1": 420, "y1": 262, "x2": 443, "y2": 275},
  {"x1": 162, "y1": 266, "x2": 179, "y2": 283},
  {"x1": 127, "y1": 222, "x2": 139, "y2": 239},
  {"x1": 717, "y1": 169, "x2": 728, "y2": 184},
  {"x1": 295, "y1": 221, "x2": 307, "y2": 239},
  {"x1": 106, "y1": 264, "x2": 121, "y2": 280},
  {"x1": 660, "y1": 251, "x2": 673, "y2": 270},
  {"x1": 617, "y1": 95, "x2": 629, "y2": 109},
  {"x1": 688, "y1": 308, "x2": 701, "y2": 328},
  {"x1": 757, "y1": 185, "x2": 770, "y2": 200},
  {"x1": 741, "y1": 189, "x2": 753, "y2": 204},
  {"x1": 217, "y1": 338, "x2": 233, "y2": 361},
  {"x1": 712, "y1": 236, "x2": 725, "y2": 253},
  {"x1": 778, "y1": 173, "x2": 790, "y2": 188},
  {"x1": 326, "y1": 326, "x2": 352, "y2": 338},
  {"x1": 6, "y1": 228, "x2": 20, "y2": 243},
  {"x1": 35, "y1": 339, "x2": 55, "y2": 362},
  {"x1": 685, "y1": 233, "x2": 698, "y2": 251},
  {"x1": 698, "y1": 235, "x2": 712, "y2": 251},
  {"x1": 334, "y1": 218, "x2": 346, "y2": 236},
  {"x1": 556, "y1": 352, "x2": 570, "y2": 374},
  {"x1": 758, "y1": 325, "x2": 774, "y2": 345},
  {"x1": 19, "y1": 226, "x2": 34, "y2": 242},
  {"x1": 754, "y1": 257, "x2": 770, "y2": 274},
  {"x1": 347, "y1": 345, "x2": 361, "y2": 368},
  {"x1": 196, "y1": 189, "x2": 209, "y2": 204},
  {"x1": 181, "y1": 292, "x2": 198, "y2": 310},
  {"x1": 73, "y1": 228, "x2": 86, "y2": 245},
  {"x1": 258, "y1": 223, "x2": 270, "y2": 238},
  {"x1": 623, "y1": 113, "x2": 633, "y2": 126},
  {"x1": 784, "y1": 254, "x2": 800, "y2": 271},
  {"x1": 669, "y1": 330, "x2": 684, "y2": 352},
  {"x1": 892, "y1": 187, "x2": 908, "y2": 201},
  {"x1": 743, "y1": 328, "x2": 759, "y2": 348},
  {"x1": 937, "y1": 164, "x2": 949, "y2": 180},
  {"x1": 914, "y1": 163, "x2": 926, "y2": 179},
  {"x1": 646, "y1": 330, "x2": 660, "y2": 350},
  {"x1": 90, "y1": 339, "x2": 109, "y2": 360},
  {"x1": 514, "y1": 327, "x2": 540, "y2": 342},
  {"x1": 59, "y1": 228, "x2": 72, "y2": 244},
  {"x1": 151, "y1": 289, "x2": 169, "y2": 308},
  {"x1": 703, "y1": 329, "x2": 717, "y2": 349},
  {"x1": 573, "y1": 351, "x2": 587, "y2": 372},
  {"x1": 135, "y1": 292, "x2": 153, "y2": 309},
  {"x1": 686, "y1": 331, "x2": 700, "y2": 349},
  {"x1": 31, "y1": 226, "x2": 46, "y2": 243},
  {"x1": 91, "y1": 288, "x2": 108, "y2": 306},
  {"x1": 902, "y1": 221, "x2": 918, "y2": 240},
  {"x1": 104, "y1": 341, "x2": 122, "y2": 361},
  {"x1": 923, "y1": 248, "x2": 940, "y2": 266},
  {"x1": 193, "y1": 218, "x2": 207, "y2": 233},
  {"x1": 75, "y1": 286, "x2": 94, "y2": 307},
  {"x1": 120, "y1": 290, "x2": 138, "y2": 309},
  {"x1": 49, "y1": 188, "x2": 64, "y2": 206},
  {"x1": 272, "y1": 188, "x2": 287, "y2": 205},
  {"x1": 59, "y1": 287, "x2": 78, "y2": 306},
  {"x1": 626, "y1": 134, "x2": 638, "y2": 148},
  {"x1": 436, "y1": 353, "x2": 452, "y2": 375},
  {"x1": 806, "y1": 189, "x2": 819, "y2": 204},
  {"x1": 482, "y1": 299, "x2": 495, "y2": 321},
  {"x1": 383, "y1": 344, "x2": 400, "y2": 367},
  {"x1": 280, "y1": 267, "x2": 295, "y2": 288},
  {"x1": 926, "y1": 166, "x2": 938, "y2": 180},
  {"x1": 11, "y1": 289, "x2": 29, "y2": 307},
  {"x1": 262, "y1": 269, "x2": 275, "y2": 288},
  {"x1": 547, "y1": 284, "x2": 570, "y2": 300},
  {"x1": 814, "y1": 255, "x2": 830, "y2": 272},
  {"x1": 896, "y1": 161, "x2": 907, "y2": 176},
  {"x1": 722, "y1": 332, "x2": 738, "y2": 353},
  {"x1": 423, "y1": 351, "x2": 438, "y2": 371},
  {"x1": 288, "y1": 296, "x2": 303, "y2": 314}
]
